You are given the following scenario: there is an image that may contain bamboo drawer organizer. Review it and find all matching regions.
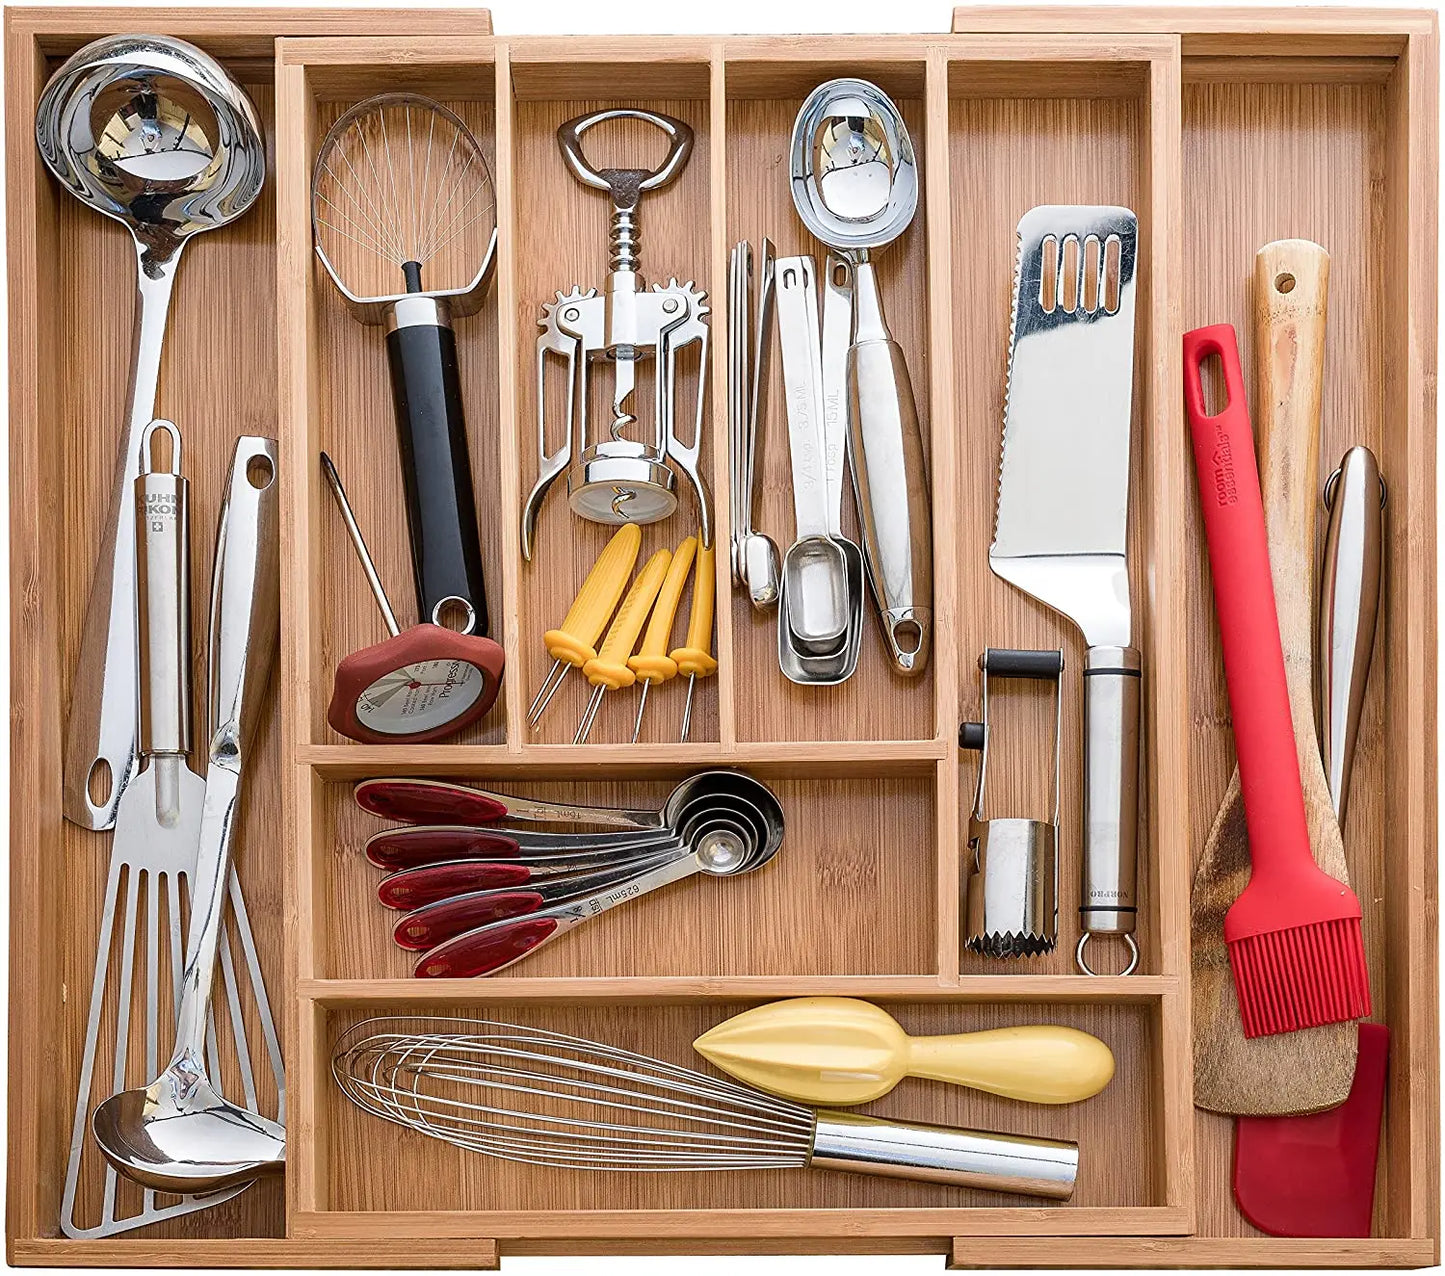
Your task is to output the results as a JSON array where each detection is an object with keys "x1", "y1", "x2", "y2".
[{"x1": 5, "y1": 4, "x2": 1438, "y2": 1268}]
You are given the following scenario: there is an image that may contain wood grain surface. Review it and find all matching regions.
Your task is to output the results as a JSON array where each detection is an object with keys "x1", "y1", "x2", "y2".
[
  {"x1": 1181, "y1": 74, "x2": 1412, "y2": 1240},
  {"x1": 21, "y1": 72, "x2": 287, "y2": 1240},
  {"x1": 949, "y1": 89, "x2": 1149, "y2": 977},
  {"x1": 724, "y1": 66, "x2": 936, "y2": 744},
  {"x1": 1189, "y1": 239, "x2": 1359, "y2": 1117},
  {"x1": 7, "y1": 13, "x2": 1437, "y2": 1266}
]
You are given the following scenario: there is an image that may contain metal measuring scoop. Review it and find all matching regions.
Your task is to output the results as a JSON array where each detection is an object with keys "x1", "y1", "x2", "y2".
[
  {"x1": 791, "y1": 79, "x2": 933, "y2": 677},
  {"x1": 36, "y1": 35, "x2": 266, "y2": 829}
]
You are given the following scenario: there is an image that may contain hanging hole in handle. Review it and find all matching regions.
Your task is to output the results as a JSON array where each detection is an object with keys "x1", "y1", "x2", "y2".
[
  {"x1": 1274, "y1": 272, "x2": 1297, "y2": 294},
  {"x1": 829, "y1": 257, "x2": 851, "y2": 289},
  {"x1": 140, "y1": 418, "x2": 180, "y2": 474},
  {"x1": 1076, "y1": 930, "x2": 1140, "y2": 976},
  {"x1": 433, "y1": 596, "x2": 477, "y2": 635},
  {"x1": 891, "y1": 618, "x2": 923, "y2": 657},
  {"x1": 86, "y1": 758, "x2": 113, "y2": 808},
  {"x1": 246, "y1": 453, "x2": 275, "y2": 490},
  {"x1": 1198, "y1": 351, "x2": 1229, "y2": 417}
]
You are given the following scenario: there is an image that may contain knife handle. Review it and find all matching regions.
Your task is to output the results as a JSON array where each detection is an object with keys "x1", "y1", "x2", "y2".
[
  {"x1": 1080, "y1": 644, "x2": 1142, "y2": 951},
  {"x1": 1318, "y1": 445, "x2": 1384, "y2": 823},
  {"x1": 207, "y1": 437, "x2": 281, "y2": 764}
]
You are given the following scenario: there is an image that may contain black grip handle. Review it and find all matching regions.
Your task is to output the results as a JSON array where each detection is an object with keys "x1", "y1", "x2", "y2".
[
  {"x1": 385, "y1": 318, "x2": 490, "y2": 635},
  {"x1": 979, "y1": 647, "x2": 1064, "y2": 680}
]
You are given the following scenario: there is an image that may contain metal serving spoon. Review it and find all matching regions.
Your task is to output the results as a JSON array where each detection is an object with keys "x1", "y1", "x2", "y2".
[
  {"x1": 36, "y1": 34, "x2": 266, "y2": 829},
  {"x1": 790, "y1": 78, "x2": 932, "y2": 677},
  {"x1": 90, "y1": 419, "x2": 283, "y2": 1194}
]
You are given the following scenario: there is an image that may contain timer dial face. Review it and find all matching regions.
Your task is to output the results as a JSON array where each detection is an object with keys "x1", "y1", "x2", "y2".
[{"x1": 356, "y1": 658, "x2": 485, "y2": 734}]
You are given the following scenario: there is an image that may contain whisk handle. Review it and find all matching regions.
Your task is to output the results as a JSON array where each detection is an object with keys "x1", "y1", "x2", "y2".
[{"x1": 386, "y1": 299, "x2": 491, "y2": 636}]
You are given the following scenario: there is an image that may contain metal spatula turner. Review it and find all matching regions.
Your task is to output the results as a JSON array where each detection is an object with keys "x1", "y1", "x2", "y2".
[
  {"x1": 990, "y1": 206, "x2": 1141, "y2": 976},
  {"x1": 61, "y1": 436, "x2": 284, "y2": 1238}
]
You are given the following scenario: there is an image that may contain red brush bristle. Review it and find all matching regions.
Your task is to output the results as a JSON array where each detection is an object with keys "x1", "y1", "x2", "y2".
[{"x1": 1228, "y1": 917, "x2": 1371, "y2": 1038}]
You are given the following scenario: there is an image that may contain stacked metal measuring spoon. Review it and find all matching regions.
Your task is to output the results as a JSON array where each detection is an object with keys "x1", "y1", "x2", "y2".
[
  {"x1": 774, "y1": 253, "x2": 866, "y2": 684},
  {"x1": 352, "y1": 772, "x2": 785, "y2": 977}
]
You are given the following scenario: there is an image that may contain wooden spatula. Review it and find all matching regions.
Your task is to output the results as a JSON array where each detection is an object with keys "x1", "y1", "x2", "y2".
[{"x1": 1191, "y1": 240, "x2": 1358, "y2": 1115}]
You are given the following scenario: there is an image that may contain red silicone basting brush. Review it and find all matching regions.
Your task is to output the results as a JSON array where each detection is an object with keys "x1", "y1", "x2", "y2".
[{"x1": 1183, "y1": 323, "x2": 1370, "y2": 1038}]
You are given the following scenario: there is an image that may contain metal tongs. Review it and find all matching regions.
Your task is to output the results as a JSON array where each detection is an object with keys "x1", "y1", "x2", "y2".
[{"x1": 729, "y1": 239, "x2": 780, "y2": 609}]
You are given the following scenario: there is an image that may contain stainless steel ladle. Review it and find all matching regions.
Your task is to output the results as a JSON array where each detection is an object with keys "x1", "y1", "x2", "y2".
[{"x1": 36, "y1": 34, "x2": 266, "y2": 830}]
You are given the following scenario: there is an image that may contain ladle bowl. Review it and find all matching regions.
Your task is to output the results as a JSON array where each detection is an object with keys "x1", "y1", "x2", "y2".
[
  {"x1": 92, "y1": 1066, "x2": 285, "y2": 1195},
  {"x1": 37, "y1": 34, "x2": 265, "y2": 254}
]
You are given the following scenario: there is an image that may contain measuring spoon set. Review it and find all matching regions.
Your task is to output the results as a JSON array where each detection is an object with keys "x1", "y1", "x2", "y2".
[{"x1": 352, "y1": 771, "x2": 784, "y2": 977}]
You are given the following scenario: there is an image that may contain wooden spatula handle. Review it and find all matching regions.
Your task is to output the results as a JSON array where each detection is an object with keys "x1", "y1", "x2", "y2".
[{"x1": 1253, "y1": 240, "x2": 1330, "y2": 725}]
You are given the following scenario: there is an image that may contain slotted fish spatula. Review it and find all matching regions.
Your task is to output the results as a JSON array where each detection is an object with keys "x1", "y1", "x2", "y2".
[{"x1": 991, "y1": 206, "x2": 1141, "y2": 976}]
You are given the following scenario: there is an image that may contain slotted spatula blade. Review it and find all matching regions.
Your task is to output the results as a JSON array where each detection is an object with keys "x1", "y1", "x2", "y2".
[{"x1": 992, "y1": 204, "x2": 1137, "y2": 632}]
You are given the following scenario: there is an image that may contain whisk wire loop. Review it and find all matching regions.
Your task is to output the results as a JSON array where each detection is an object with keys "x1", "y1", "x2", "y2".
[
  {"x1": 311, "y1": 94, "x2": 497, "y2": 303},
  {"x1": 332, "y1": 1018, "x2": 817, "y2": 1173}
]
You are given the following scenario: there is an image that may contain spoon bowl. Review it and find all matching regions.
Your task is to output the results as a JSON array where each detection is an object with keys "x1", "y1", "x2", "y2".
[
  {"x1": 37, "y1": 34, "x2": 265, "y2": 259},
  {"x1": 781, "y1": 534, "x2": 850, "y2": 650},
  {"x1": 791, "y1": 79, "x2": 917, "y2": 255},
  {"x1": 92, "y1": 1061, "x2": 285, "y2": 1195},
  {"x1": 741, "y1": 530, "x2": 781, "y2": 609}
]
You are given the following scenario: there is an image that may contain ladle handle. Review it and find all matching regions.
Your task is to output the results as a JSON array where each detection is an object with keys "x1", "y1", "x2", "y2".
[
  {"x1": 173, "y1": 437, "x2": 280, "y2": 1066},
  {"x1": 385, "y1": 298, "x2": 491, "y2": 635},
  {"x1": 846, "y1": 262, "x2": 933, "y2": 676},
  {"x1": 63, "y1": 254, "x2": 181, "y2": 829}
]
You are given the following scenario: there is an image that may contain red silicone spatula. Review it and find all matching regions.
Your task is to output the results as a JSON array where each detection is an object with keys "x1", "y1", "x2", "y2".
[
  {"x1": 1234, "y1": 1022, "x2": 1389, "y2": 1236},
  {"x1": 1183, "y1": 324, "x2": 1370, "y2": 1038}
]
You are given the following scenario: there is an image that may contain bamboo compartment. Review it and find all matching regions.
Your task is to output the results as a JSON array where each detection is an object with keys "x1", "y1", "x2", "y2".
[{"x1": 5, "y1": 5, "x2": 1438, "y2": 1268}]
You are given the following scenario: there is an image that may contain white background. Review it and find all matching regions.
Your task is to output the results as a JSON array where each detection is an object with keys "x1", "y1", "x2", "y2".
[{"x1": 1, "y1": 0, "x2": 1441, "y2": 1273}]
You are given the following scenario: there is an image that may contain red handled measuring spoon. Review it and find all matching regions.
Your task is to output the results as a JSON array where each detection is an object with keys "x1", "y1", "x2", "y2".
[
  {"x1": 365, "y1": 823, "x2": 684, "y2": 870},
  {"x1": 376, "y1": 842, "x2": 686, "y2": 909},
  {"x1": 321, "y1": 453, "x2": 504, "y2": 743}
]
